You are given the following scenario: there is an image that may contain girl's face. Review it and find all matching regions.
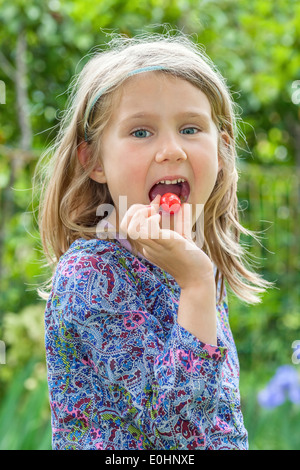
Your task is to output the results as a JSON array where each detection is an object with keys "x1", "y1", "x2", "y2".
[{"x1": 96, "y1": 72, "x2": 222, "y2": 228}]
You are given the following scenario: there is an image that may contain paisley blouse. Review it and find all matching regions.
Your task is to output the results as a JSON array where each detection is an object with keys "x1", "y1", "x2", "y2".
[{"x1": 44, "y1": 237, "x2": 248, "y2": 450}]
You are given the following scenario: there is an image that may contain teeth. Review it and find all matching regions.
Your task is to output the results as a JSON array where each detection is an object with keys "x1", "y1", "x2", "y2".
[{"x1": 155, "y1": 178, "x2": 186, "y2": 185}]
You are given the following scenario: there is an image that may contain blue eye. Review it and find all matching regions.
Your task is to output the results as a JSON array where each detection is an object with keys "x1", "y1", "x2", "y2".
[
  {"x1": 132, "y1": 129, "x2": 151, "y2": 138},
  {"x1": 181, "y1": 127, "x2": 199, "y2": 135}
]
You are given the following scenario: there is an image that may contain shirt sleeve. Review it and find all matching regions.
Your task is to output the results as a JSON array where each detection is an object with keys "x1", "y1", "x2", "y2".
[{"x1": 46, "y1": 247, "x2": 247, "y2": 450}]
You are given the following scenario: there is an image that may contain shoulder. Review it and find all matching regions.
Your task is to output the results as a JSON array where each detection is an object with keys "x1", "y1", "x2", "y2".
[
  {"x1": 53, "y1": 237, "x2": 122, "y2": 282},
  {"x1": 58, "y1": 237, "x2": 117, "y2": 268},
  {"x1": 49, "y1": 238, "x2": 147, "y2": 315},
  {"x1": 50, "y1": 238, "x2": 124, "y2": 303}
]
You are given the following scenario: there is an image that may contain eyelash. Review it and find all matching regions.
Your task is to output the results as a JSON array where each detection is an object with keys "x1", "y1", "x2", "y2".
[{"x1": 131, "y1": 127, "x2": 201, "y2": 138}]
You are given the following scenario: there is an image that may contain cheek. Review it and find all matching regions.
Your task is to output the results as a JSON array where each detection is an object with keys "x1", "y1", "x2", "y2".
[
  {"x1": 106, "y1": 156, "x2": 147, "y2": 202},
  {"x1": 195, "y1": 145, "x2": 219, "y2": 179}
]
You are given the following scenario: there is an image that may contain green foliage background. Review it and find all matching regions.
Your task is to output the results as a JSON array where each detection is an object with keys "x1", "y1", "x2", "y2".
[{"x1": 0, "y1": 0, "x2": 299, "y2": 450}]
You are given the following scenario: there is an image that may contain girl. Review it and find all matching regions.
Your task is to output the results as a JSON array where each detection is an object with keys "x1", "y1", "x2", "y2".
[{"x1": 38, "y1": 32, "x2": 273, "y2": 450}]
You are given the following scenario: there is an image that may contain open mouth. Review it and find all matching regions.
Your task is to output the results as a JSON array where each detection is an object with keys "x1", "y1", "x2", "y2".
[{"x1": 149, "y1": 180, "x2": 190, "y2": 204}]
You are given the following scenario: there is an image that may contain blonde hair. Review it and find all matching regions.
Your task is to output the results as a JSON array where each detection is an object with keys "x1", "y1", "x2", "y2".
[{"x1": 36, "y1": 31, "x2": 274, "y2": 304}]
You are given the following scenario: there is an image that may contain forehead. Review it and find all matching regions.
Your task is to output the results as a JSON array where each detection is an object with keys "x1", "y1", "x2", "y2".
[{"x1": 110, "y1": 72, "x2": 213, "y2": 120}]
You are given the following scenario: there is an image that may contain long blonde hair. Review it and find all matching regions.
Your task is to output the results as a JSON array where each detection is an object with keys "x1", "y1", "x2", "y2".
[{"x1": 36, "y1": 31, "x2": 274, "y2": 304}]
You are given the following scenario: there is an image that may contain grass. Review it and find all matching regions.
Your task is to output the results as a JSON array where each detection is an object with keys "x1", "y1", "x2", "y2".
[{"x1": 0, "y1": 360, "x2": 51, "y2": 450}]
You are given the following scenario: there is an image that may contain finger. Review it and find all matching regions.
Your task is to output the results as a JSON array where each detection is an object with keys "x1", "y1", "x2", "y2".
[
  {"x1": 120, "y1": 203, "x2": 155, "y2": 235},
  {"x1": 120, "y1": 195, "x2": 161, "y2": 235},
  {"x1": 139, "y1": 213, "x2": 161, "y2": 240},
  {"x1": 127, "y1": 209, "x2": 161, "y2": 240},
  {"x1": 119, "y1": 205, "x2": 140, "y2": 234}
]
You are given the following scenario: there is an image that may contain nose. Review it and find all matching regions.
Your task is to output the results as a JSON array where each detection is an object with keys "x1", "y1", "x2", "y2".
[{"x1": 155, "y1": 134, "x2": 187, "y2": 163}]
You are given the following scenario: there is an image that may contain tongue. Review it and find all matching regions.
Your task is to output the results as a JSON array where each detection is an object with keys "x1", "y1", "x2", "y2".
[
  {"x1": 149, "y1": 183, "x2": 181, "y2": 202},
  {"x1": 149, "y1": 181, "x2": 190, "y2": 202}
]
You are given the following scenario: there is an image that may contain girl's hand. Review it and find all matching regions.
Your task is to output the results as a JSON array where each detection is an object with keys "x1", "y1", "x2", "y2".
[{"x1": 119, "y1": 194, "x2": 215, "y2": 290}]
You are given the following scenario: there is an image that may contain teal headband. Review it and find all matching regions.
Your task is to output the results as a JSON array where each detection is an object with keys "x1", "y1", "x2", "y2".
[{"x1": 84, "y1": 65, "x2": 169, "y2": 142}]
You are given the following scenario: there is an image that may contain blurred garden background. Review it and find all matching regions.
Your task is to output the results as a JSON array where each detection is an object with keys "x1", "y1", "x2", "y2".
[{"x1": 0, "y1": 0, "x2": 299, "y2": 450}]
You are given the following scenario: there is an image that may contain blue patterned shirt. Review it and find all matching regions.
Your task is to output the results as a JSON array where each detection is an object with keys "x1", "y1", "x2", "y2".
[{"x1": 45, "y1": 237, "x2": 248, "y2": 450}]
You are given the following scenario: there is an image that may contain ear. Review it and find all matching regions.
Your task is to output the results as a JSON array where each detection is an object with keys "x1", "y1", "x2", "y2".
[
  {"x1": 77, "y1": 141, "x2": 107, "y2": 184},
  {"x1": 218, "y1": 131, "x2": 230, "y2": 171}
]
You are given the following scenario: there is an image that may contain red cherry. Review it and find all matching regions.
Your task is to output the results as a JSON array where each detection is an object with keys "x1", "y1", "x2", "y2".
[{"x1": 160, "y1": 193, "x2": 181, "y2": 214}]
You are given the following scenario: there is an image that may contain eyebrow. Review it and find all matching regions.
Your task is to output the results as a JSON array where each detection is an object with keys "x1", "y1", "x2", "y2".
[{"x1": 119, "y1": 111, "x2": 211, "y2": 124}]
